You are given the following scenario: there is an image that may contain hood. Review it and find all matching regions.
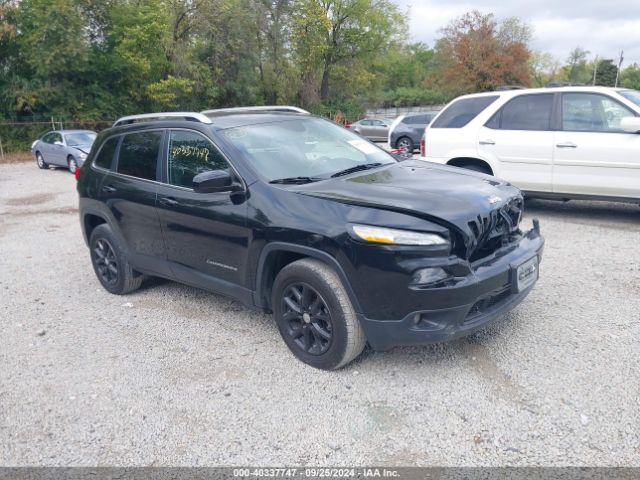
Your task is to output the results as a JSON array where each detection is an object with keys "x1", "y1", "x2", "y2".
[
  {"x1": 296, "y1": 160, "x2": 523, "y2": 258},
  {"x1": 71, "y1": 145, "x2": 92, "y2": 155}
]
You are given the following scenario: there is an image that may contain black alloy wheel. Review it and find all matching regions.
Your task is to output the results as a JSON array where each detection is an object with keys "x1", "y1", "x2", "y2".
[
  {"x1": 92, "y1": 238, "x2": 118, "y2": 286},
  {"x1": 280, "y1": 282, "x2": 333, "y2": 355}
]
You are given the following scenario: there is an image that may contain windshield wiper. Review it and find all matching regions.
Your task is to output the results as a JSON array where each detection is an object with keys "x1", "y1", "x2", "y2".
[
  {"x1": 269, "y1": 176, "x2": 323, "y2": 185},
  {"x1": 330, "y1": 163, "x2": 384, "y2": 178}
]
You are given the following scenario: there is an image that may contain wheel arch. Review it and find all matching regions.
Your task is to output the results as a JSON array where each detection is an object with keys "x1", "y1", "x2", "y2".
[
  {"x1": 254, "y1": 242, "x2": 362, "y2": 314},
  {"x1": 447, "y1": 157, "x2": 495, "y2": 175}
]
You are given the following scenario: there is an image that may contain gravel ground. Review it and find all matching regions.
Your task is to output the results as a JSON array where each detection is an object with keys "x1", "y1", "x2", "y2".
[{"x1": 1, "y1": 161, "x2": 639, "y2": 466}]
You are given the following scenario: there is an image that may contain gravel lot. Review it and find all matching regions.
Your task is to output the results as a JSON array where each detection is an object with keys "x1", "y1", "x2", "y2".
[{"x1": 1, "y1": 161, "x2": 638, "y2": 466}]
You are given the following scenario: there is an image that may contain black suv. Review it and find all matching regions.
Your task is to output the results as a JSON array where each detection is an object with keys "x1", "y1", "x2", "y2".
[{"x1": 78, "y1": 111, "x2": 544, "y2": 369}]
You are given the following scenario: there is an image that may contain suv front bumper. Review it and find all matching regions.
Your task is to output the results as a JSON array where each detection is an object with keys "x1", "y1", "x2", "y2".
[{"x1": 355, "y1": 226, "x2": 544, "y2": 351}]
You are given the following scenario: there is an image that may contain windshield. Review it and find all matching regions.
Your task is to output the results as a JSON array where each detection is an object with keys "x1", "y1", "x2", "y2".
[
  {"x1": 619, "y1": 89, "x2": 640, "y2": 107},
  {"x1": 221, "y1": 117, "x2": 396, "y2": 181},
  {"x1": 64, "y1": 132, "x2": 97, "y2": 146}
]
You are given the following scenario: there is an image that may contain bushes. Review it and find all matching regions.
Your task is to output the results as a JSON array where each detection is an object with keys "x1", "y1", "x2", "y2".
[{"x1": 382, "y1": 88, "x2": 449, "y2": 108}]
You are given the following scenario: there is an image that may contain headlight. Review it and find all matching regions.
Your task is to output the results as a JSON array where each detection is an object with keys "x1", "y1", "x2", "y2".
[{"x1": 351, "y1": 224, "x2": 448, "y2": 246}]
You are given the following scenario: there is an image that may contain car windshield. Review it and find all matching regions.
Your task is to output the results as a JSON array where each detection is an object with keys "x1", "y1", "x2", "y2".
[
  {"x1": 619, "y1": 89, "x2": 640, "y2": 107},
  {"x1": 65, "y1": 132, "x2": 96, "y2": 146},
  {"x1": 221, "y1": 117, "x2": 396, "y2": 182}
]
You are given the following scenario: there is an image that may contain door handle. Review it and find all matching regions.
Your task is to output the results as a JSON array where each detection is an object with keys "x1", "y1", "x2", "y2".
[
  {"x1": 159, "y1": 196, "x2": 179, "y2": 207},
  {"x1": 556, "y1": 142, "x2": 577, "y2": 148},
  {"x1": 101, "y1": 185, "x2": 116, "y2": 193},
  {"x1": 479, "y1": 139, "x2": 495, "y2": 145}
]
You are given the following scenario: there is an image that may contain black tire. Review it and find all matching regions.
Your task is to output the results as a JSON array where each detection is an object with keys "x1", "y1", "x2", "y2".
[
  {"x1": 89, "y1": 224, "x2": 143, "y2": 295},
  {"x1": 395, "y1": 136, "x2": 413, "y2": 151},
  {"x1": 67, "y1": 155, "x2": 78, "y2": 174},
  {"x1": 460, "y1": 163, "x2": 492, "y2": 175},
  {"x1": 36, "y1": 152, "x2": 48, "y2": 169},
  {"x1": 272, "y1": 258, "x2": 366, "y2": 370}
]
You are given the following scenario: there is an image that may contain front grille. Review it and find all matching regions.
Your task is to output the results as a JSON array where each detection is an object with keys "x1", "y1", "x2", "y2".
[
  {"x1": 465, "y1": 287, "x2": 512, "y2": 324},
  {"x1": 467, "y1": 196, "x2": 523, "y2": 261}
]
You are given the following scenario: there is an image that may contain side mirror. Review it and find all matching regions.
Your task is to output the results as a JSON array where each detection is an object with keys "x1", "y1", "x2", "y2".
[
  {"x1": 620, "y1": 117, "x2": 640, "y2": 133},
  {"x1": 193, "y1": 170, "x2": 241, "y2": 193},
  {"x1": 54, "y1": 141, "x2": 64, "y2": 146}
]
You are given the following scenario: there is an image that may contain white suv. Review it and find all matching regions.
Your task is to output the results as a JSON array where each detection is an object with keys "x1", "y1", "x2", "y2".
[{"x1": 420, "y1": 87, "x2": 640, "y2": 202}]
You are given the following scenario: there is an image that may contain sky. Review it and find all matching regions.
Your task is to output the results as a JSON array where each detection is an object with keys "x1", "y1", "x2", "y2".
[{"x1": 398, "y1": 0, "x2": 640, "y2": 67}]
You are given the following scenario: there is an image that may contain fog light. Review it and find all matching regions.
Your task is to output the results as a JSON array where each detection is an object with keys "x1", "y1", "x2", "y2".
[{"x1": 411, "y1": 267, "x2": 449, "y2": 285}]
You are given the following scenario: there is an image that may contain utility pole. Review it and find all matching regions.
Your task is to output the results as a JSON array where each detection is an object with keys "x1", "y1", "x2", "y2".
[
  {"x1": 615, "y1": 50, "x2": 624, "y2": 87},
  {"x1": 592, "y1": 55, "x2": 599, "y2": 85}
]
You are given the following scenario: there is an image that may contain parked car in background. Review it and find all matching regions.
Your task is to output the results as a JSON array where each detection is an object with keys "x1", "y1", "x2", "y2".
[
  {"x1": 388, "y1": 111, "x2": 439, "y2": 152},
  {"x1": 347, "y1": 118, "x2": 392, "y2": 141},
  {"x1": 77, "y1": 110, "x2": 543, "y2": 369},
  {"x1": 32, "y1": 130, "x2": 97, "y2": 173},
  {"x1": 420, "y1": 86, "x2": 640, "y2": 203}
]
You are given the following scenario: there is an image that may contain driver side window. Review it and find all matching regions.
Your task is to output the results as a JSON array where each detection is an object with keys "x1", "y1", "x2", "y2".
[{"x1": 168, "y1": 130, "x2": 230, "y2": 189}]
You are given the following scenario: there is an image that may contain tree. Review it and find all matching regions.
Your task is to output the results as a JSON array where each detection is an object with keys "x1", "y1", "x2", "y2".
[
  {"x1": 529, "y1": 52, "x2": 561, "y2": 87},
  {"x1": 565, "y1": 47, "x2": 590, "y2": 83},
  {"x1": 291, "y1": 0, "x2": 405, "y2": 106},
  {"x1": 434, "y1": 11, "x2": 531, "y2": 95},
  {"x1": 595, "y1": 59, "x2": 618, "y2": 87},
  {"x1": 620, "y1": 63, "x2": 640, "y2": 90}
]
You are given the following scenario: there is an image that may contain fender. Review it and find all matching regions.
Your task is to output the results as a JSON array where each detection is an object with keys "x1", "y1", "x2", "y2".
[
  {"x1": 254, "y1": 242, "x2": 363, "y2": 314},
  {"x1": 79, "y1": 201, "x2": 128, "y2": 250},
  {"x1": 443, "y1": 147, "x2": 501, "y2": 178}
]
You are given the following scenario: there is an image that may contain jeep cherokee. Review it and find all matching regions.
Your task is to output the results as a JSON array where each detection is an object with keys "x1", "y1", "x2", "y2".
[{"x1": 78, "y1": 110, "x2": 544, "y2": 370}]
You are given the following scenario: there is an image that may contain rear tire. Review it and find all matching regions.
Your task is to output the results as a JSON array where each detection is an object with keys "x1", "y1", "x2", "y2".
[
  {"x1": 89, "y1": 224, "x2": 143, "y2": 295},
  {"x1": 272, "y1": 258, "x2": 366, "y2": 370},
  {"x1": 36, "y1": 152, "x2": 48, "y2": 169},
  {"x1": 396, "y1": 136, "x2": 413, "y2": 151}
]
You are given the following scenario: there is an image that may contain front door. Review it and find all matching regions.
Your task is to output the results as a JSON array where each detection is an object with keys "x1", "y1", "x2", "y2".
[
  {"x1": 553, "y1": 92, "x2": 640, "y2": 199},
  {"x1": 155, "y1": 129, "x2": 250, "y2": 290}
]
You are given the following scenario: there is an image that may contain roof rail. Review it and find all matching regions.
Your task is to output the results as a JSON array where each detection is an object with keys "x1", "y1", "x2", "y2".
[
  {"x1": 201, "y1": 105, "x2": 309, "y2": 117},
  {"x1": 544, "y1": 81, "x2": 585, "y2": 88},
  {"x1": 494, "y1": 85, "x2": 527, "y2": 91},
  {"x1": 113, "y1": 112, "x2": 213, "y2": 127}
]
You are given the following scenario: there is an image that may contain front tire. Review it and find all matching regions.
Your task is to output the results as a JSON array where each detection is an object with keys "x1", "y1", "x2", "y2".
[
  {"x1": 36, "y1": 152, "x2": 48, "y2": 169},
  {"x1": 272, "y1": 258, "x2": 366, "y2": 370},
  {"x1": 89, "y1": 224, "x2": 143, "y2": 295},
  {"x1": 67, "y1": 156, "x2": 78, "y2": 174}
]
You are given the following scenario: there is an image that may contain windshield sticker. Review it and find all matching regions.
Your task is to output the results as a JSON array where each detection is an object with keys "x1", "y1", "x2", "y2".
[
  {"x1": 171, "y1": 145, "x2": 210, "y2": 162},
  {"x1": 348, "y1": 139, "x2": 379, "y2": 155}
]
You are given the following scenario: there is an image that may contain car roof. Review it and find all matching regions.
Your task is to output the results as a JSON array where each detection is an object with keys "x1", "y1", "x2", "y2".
[
  {"x1": 455, "y1": 86, "x2": 630, "y2": 101},
  {"x1": 48, "y1": 129, "x2": 96, "y2": 135}
]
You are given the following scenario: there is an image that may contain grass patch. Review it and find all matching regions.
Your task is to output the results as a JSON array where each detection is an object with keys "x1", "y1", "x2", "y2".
[{"x1": 0, "y1": 152, "x2": 32, "y2": 164}]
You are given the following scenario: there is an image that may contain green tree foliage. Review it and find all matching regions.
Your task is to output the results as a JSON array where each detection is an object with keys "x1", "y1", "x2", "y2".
[
  {"x1": 620, "y1": 64, "x2": 640, "y2": 90},
  {"x1": 594, "y1": 59, "x2": 618, "y2": 87}
]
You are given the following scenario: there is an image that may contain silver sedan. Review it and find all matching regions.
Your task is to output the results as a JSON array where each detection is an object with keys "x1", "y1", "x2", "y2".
[
  {"x1": 347, "y1": 118, "x2": 392, "y2": 142},
  {"x1": 31, "y1": 130, "x2": 97, "y2": 174}
]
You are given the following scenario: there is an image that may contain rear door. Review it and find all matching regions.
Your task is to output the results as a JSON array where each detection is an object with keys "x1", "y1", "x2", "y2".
[
  {"x1": 99, "y1": 130, "x2": 167, "y2": 273},
  {"x1": 477, "y1": 93, "x2": 555, "y2": 192},
  {"x1": 553, "y1": 92, "x2": 640, "y2": 198},
  {"x1": 155, "y1": 129, "x2": 250, "y2": 291},
  {"x1": 368, "y1": 119, "x2": 388, "y2": 141}
]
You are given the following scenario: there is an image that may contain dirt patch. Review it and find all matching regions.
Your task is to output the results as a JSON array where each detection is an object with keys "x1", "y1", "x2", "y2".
[
  {"x1": 3, "y1": 207, "x2": 78, "y2": 217},
  {"x1": 0, "y1": 152, "x2": 32, "y2": 164},
  {"x1": 4, "y1": 193, "x2": 57, "y2": 206}
]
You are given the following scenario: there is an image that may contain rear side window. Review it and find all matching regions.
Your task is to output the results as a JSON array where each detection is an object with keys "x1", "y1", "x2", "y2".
[
  {"x1": 168, "y1": 130, "x2": 230, "y2": 189},
  {"x1": 403, "y1": 114, "x2": 428, "y2": 125},
  {"x1": 116, "y1": 131, "x2": 162, "y2": 181},
  {"x1": 431, "y1": 96, "x2": 499, "y2": 128},
  {"x1": 493, "y1": 94, "x2": 553, "y2": 131},
  {"x1": 93, "y1": 137, "x2": 119, "y2": 170}
]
